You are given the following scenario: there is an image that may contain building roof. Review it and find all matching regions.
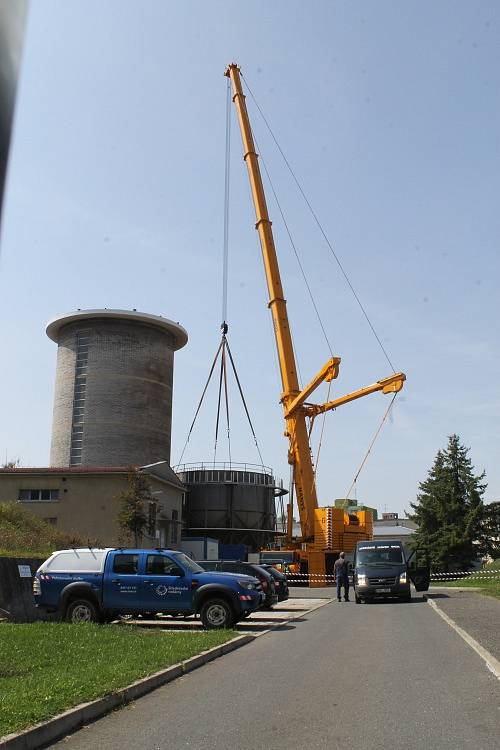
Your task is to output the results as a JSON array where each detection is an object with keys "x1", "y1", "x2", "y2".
[
  {"x1": 374, "y1": 518, "x2": 417, "y2": 529},
  {"x1": 142, "y1": 461, "x2": 185, "y2": 489},
  {"x1": 0, "y1": 466, "x2": 131, "y2": 474},
  {"x1": 0, "y1": 463, "x2": 185, "y2": 490},
  {"x1": 373, "y1": 525, "x2": 415, "y2": 536},
  {"x1": 45, "y1": 309, "x2": 188, "y2": 350}
]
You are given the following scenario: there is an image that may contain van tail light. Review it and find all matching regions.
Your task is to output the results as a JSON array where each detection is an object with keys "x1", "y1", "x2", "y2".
[{"x1": 33, "y1": 577, "x2": 41, "y2": 596}]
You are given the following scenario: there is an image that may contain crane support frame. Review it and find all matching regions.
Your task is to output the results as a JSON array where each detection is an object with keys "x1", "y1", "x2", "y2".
[{"x1": 304, "y1": 372, "x2": 406, "y2": 417}]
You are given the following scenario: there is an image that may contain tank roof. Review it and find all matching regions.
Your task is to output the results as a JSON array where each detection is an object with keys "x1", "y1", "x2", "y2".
[{"x1": 46, "y1": 309, "x2": 188, "y2": 350}]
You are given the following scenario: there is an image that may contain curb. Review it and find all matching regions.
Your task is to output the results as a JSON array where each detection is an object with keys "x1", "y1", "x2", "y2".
[
  {"x1": 425, "y1": 595, "x2": 500, "y2": 681},
  {"x1": 0, "y1": 634, "x2": 253, "y2": 750}
]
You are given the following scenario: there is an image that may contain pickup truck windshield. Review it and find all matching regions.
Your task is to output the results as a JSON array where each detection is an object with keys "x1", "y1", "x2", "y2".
[
  {"x1": 171, "y1": 552, "x2": 204, "y2": 574},
  {"x1": 357, "y1": 546, "x2": 404, "y2": 566}
]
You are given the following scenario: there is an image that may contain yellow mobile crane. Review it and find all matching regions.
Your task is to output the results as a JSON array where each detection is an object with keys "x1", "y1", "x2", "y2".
[{"x1": 225, "y1": 64, "x2": 406, "y2": 585}]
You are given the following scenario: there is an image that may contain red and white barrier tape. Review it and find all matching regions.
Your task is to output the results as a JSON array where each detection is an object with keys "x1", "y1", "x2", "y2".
[
  {"x1": 283, "y1": 569, "x2": 499, "y2": 583},
  {"x1": 431, "y1": 570, "x2": 500, "y2": 578}
]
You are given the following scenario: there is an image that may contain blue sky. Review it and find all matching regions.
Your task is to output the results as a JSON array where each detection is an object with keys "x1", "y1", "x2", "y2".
[{"x1": 0, "y1": 1, "x2": 498, "y2": 516}]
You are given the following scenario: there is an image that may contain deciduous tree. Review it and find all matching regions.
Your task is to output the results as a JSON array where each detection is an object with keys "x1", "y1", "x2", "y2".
[{"x1": 116, "y1": 468, "x2": 155, "y2": 546}]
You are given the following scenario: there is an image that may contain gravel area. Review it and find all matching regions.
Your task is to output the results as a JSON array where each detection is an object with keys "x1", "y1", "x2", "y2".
[{"x1": 428, "y1": 589, "x2": 500, "y2": 661}]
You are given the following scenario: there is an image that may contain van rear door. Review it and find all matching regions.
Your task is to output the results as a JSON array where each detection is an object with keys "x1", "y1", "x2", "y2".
[{"x1": 406, "y1": 548, "x2": 431, "y2": 591}]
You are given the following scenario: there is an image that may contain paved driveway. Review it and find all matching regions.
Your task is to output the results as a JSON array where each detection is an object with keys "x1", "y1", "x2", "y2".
[
  {"x1": 428, "y1": 589, "x2": 500, "y2": 661},
  {"x1": 50, "y1": 595, "x2": 499, "y2": 750}
]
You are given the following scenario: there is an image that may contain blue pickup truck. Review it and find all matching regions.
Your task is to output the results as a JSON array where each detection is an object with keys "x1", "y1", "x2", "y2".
[{"x1": 33, "y1": 548, "x2": 263, "y2": 628}]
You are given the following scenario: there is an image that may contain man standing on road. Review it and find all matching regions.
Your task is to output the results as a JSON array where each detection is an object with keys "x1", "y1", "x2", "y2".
[{"x1": 334, "y1": 552, "x2": 350, "y2": 602}]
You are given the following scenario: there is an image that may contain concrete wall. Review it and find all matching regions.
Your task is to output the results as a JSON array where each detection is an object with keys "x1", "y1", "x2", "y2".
[
  {"x1": 0, "y1": 557, "x2": 47, "y2": 622},
  {"x1": 50, "y1": 319, "x2": 176, "y2": 467},
  {"x1": 0, "y1": 471, "x2": 183, "y2": 548}
]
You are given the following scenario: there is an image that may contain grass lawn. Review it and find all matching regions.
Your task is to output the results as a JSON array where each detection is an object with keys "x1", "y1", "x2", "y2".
[
  {"x1": 0, "y1": 622, "x2": 235, "y2": 737},
  {"x1": 432, "y1": 559, "x2": 500, "y2": 599}
]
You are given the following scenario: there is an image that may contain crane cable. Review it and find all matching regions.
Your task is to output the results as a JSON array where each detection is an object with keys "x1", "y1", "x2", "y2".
[
  {"x1": 222, "y1": 77, "x2": 231, "y2": 326},
  {"x1": 177, "y1": 338, "x2": 224, "y2": 466},
  {"x1": 213, "y1": 342, "x2": 225, "y2": 463},
  {"x1": 345, "y1": 392, "x2": 398, "y2": 500},
  {"x1": 222, "y1": 345, "x2": 232, "y2": 464},
  {"x1": 178, "y1": 80, "x2": 265, "y2": 468},
  {"x1": 214, "y1": 79, "x2": 233, "y2": 465},
  {"x1": 241, "y1": 73, "x2": 396, "y2": 374},
  {"x1": 224, "y1": 339, "x2": 265, "y2": 466},
  {"x1": 240, "y1": 74, "x2": 402, "y2": 496},
  {"x1": 310, "y1": 380, "x2": 332, "y2": 497},
  {"x1": 213, "y1": 340, "x2": 233, "y2": 465},
  {"x1": 252, "y1": 130, "x2": 335, "y2": 358}
]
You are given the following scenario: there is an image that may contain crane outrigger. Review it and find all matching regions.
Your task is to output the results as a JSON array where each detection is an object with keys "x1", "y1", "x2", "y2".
[{"x1": 225, "y1": 63, "x2": 406, "y2": 584}]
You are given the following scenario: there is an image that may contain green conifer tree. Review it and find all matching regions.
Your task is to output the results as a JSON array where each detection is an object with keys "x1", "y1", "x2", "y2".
[
  {"x1": 409, "y1": 435, "x2": 486, "y2": 571},
  {"x1": 477, "y1": 501, "x2": 500, "y2": 559}
]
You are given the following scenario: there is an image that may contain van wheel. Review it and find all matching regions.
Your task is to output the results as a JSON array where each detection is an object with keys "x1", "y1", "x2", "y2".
[
  {"x1": 200, "y1": 599, "x2": 234, "y2": 629},
  {"x1": 65, "y1": 599, "x2": 99, "y2": 624}
]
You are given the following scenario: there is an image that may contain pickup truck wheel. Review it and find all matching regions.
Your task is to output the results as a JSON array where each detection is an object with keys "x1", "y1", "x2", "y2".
[
  {"x1": 200, "y1": 599, "x2": 234, "y2": 629},
  {"x1": 65, "y1": 599, "x2": 99, "y2": 624}
]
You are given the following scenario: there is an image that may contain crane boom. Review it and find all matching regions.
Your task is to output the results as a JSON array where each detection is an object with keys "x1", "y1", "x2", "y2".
[
  {"x1": 225, "y1": 63, "x2": 318, "y2": 540},
  {"x1": 225, "y1": 63, "x2": 406, "y2": 560}
]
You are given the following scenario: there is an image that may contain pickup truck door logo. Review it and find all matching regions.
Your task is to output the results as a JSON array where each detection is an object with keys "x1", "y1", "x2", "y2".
[{"x1": 154, "y1": 584, "x2": 189, "y2": 596}]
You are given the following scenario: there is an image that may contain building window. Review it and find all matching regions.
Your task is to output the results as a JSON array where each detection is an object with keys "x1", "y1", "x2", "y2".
[
  {"x1": 70, "y1": 330, "x2": 91, "y2": 466},
  {"x1": 19, "y1": 489, "x2": 59, "y2": 502},
  {"x1": 171, "y1": 509, "x2": 179, "y2": 543}
]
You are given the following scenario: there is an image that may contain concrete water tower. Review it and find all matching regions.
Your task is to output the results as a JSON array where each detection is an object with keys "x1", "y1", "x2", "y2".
[{"x1": 46, "y1": 309, "x2": 188, "y2": 467}]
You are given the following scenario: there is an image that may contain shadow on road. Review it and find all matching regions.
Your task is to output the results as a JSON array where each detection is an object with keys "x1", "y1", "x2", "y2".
[{"x1": 362, "y1": 595, "x2": 428, "y2": 605}]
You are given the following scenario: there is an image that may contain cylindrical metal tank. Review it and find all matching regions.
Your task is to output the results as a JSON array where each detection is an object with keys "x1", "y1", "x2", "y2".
[
  {"x1": 47, "y1": 309, "x2": 188, "y2": 467},
  {"x1": 176, "y1": 463, "x2": 285, "y2": 552}
]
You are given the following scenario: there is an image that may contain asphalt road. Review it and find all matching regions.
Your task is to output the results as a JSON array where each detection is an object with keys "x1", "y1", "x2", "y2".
[
  {"x1": 50, "y1": 596, "x2": 500, "y2": 750},
  {"x1": 428, "y1": 590, "x2": 500, "y2": 662}
]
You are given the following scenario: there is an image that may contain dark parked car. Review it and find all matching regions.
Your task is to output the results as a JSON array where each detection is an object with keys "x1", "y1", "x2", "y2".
[
  {"x1": 353, "y1": 539, "x2": 430, "y2": 603},
  {"x1": 197, "y1": 560, "x2": 278, "y2": 609},
  {"x1": 261, "y1": 564, "x2": 289, "y2": 602}
]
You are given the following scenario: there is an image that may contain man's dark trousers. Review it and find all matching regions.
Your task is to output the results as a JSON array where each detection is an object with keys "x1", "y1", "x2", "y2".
[{"x1": 336, "y1": 574, "x2": 349, "y2": 601}]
